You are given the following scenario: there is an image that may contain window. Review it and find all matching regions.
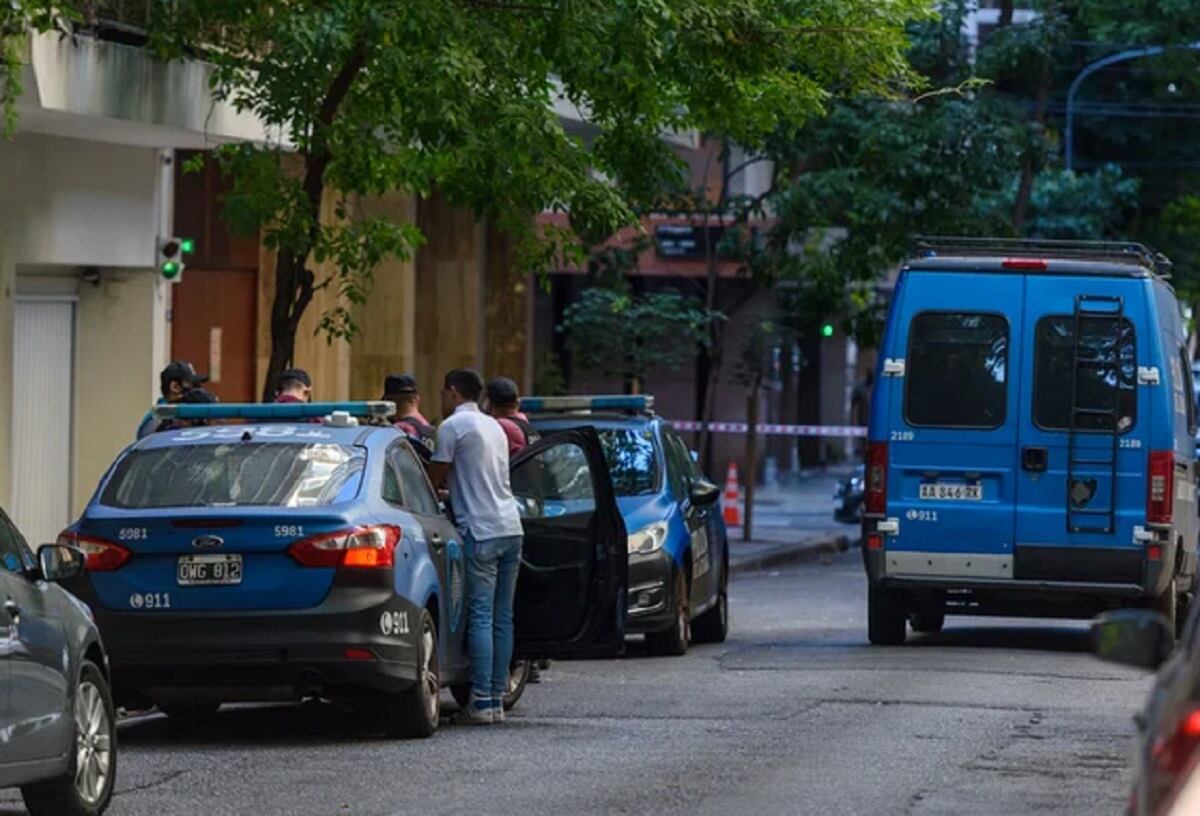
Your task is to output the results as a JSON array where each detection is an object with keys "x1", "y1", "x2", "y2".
[
  {"x1": 661, "y1": 429, "x2": 694, "y2": 498},
  {"x1": 0, "y1": 511, "x2": 32, "y2": 574},
  {"x1": 393, "y1": 445, "x2": 441, "y2": 517},
  {"x1": 511, "y1": 442, "x2": 596, "y2": 519},
  {"x1": 1181, "y1": 348, "x2": 1198, "y2": 436},
  {"x1": 596, "y1": 428, "x2": 660, "y2": 496},
  {"x1": 905, "y1": 312, "x2": 1009, "y2": 429},
  {"x1": 101, "y1": 443, "x2": 365, "y2": 509},
  {"x1": 1034, "y1": 316, "x2": 1136, "y2": 432},
  {"x1": 382, "y1": 461, "x2": 404, "y2": 505}
]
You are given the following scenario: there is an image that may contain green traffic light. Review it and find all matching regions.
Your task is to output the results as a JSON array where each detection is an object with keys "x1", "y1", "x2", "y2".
[
  {"x1": 161, "y1": 261, "x2": 181, "y2": 279},
  {"x1": 180, "y1": 237, "x2": 195, "y2": 254},
  {"x1": 821, "y1": 323, "x2": 835, "y2": 338}
]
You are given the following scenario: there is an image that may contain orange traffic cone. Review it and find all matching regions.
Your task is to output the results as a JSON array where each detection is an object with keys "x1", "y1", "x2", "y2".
[{"x1": 723, "y1": 461, "x2": 741, "y2": 526}]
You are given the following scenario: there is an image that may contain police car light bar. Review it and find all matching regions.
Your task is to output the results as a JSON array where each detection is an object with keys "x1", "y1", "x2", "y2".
[
  {"x1": 153, "y1": 401, "x2": 396, "y2": 422},
  {"x1": 520, "y1": 395, "x2": 654, "y2": 414}
]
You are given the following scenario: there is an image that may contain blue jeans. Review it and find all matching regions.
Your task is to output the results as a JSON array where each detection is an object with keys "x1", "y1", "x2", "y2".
[{"x1": 463, "y1": 533, "x2": 523, "y2": 703}]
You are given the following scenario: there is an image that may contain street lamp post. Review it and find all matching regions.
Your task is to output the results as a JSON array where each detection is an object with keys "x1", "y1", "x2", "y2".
[{"x1": 1065, "y1": 42, "x2": 1200, "y2": 173}]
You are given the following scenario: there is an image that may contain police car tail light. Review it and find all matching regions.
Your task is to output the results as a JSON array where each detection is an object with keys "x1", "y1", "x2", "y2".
[
  {"x1": 288, "y1": 525, "x2": 401, "y2": 569},
  {"x1": 58, "y1": 531, "x2": 131, "y2": 572},
  {"x1": 1153, "y1": 706, "x2": 1200, "y2": 778},
  {"x1": 865, "y1": 442, "x2": 888, "y2": 515},
  {"x1": 1147, "y1": 451, "x2": 1175, "y2": 525}
]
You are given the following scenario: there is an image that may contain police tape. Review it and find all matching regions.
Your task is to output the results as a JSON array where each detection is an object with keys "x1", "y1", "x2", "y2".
[{"x1": 667, "y1": 420, "x2": 867, "y2": 437}]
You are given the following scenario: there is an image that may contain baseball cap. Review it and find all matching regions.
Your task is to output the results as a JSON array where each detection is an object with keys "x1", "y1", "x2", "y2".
[
  {"x1": 383, "y1": 373, "x2": 419, "y2": 397},
  {"x1": 486, "y1": 377, "x2": 520, "y2": 407},
  {"x1": 160, "y1": 360, "x2": 208, "y2": 392},
  {"x1": 279, "y1": 368, "x2": 312, "y2": 388}
]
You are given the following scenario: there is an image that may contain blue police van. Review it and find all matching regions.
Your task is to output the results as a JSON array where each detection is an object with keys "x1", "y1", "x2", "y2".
[
  {"x1": 523, "y1": 396, "x2": 728, "y2": 656},
  {"x1": 864, "y1": 238, "x2": 1198, "y2": 646},
  {"x1": 59, "y1": 402, "x2": 628, "y2": 737}
]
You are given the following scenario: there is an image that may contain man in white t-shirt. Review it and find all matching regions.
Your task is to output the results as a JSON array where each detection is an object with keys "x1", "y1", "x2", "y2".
[{"x1": 426, "y1": 368, "x2": 524, "y2": 725}]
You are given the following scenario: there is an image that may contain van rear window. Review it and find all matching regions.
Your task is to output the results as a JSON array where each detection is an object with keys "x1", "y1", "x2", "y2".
[
  {"x1": 905, "y1": 312, "x2": 1008, "y2": 428},
  {"x1": 1034, "y1": 316, "x2": 1136, "y2": 432}
]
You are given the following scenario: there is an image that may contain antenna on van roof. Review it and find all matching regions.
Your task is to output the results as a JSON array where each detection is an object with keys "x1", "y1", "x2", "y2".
[{"x1": 913, "y1": 236, "x2": 1172, "y2": 279}]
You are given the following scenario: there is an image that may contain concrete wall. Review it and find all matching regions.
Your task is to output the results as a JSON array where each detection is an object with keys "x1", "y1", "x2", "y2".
[{"x1": 0, "y1": 133, "x2": 166, "y2": 510}]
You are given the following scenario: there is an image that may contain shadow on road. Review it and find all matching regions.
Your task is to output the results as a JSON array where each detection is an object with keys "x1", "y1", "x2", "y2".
[{"x1": 907, "y1": 623, "x2": 1091, "y2": 654}]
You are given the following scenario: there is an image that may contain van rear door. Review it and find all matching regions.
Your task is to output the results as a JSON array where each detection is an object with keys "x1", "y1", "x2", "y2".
[
  {"x1": 885, "y1": 270, "x2": 1021, "y2": 580},
  {"x1": 1014, "y1": 276, "x2": 1148, "y2": 583}
]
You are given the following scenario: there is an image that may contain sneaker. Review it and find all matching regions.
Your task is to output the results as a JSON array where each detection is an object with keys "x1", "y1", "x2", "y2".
[
  {"x1": 492, "y1": 701, "x2": 506, "y2": 723},
  {"x1": 528, "y1": 665, "x2": 543, "y2": 684},
  {"x1": 452, "y1": 696, "x2": 494, "y2": 726}
]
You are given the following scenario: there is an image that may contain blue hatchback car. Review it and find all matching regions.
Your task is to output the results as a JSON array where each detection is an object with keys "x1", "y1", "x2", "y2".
[
  {"x1": 524, "y1": 396, "x2": 728, "y2": 656},
  {"x1": 60, "y1": 402, "x2": 627, "y2": 738},
  {"x1": 864, "y1": 238, "x2": 1197, "y2": 645}
]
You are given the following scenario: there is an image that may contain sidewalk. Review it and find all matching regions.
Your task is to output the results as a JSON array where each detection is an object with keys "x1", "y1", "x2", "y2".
[{"x1": 725, "y1": 465, "x2": 860, "y2": 575}]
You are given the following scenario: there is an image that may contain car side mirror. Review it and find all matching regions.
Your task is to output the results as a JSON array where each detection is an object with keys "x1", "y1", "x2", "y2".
[
  {"x1": 38, "y1": 543, "x2": 84, "y2": 582},
  {"x1": 1091, "y1": 609, "x2": 1174, "y2": 671},
  {"x1": 689, "y1": 479, "x2": 721, "y2": 507}
]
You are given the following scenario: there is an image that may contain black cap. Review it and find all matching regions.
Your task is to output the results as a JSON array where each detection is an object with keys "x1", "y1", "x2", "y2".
[
  {"x1": 278, "y1": 368, "x2": 312, "y2": 388},
  {"x1": 181, "y1": 387, "x2": 219, "y2": 404},
  {"x1": 383, "y1": 373, "x2": 418, "y2": 397},
  {"x1": 160, "y1": 360, "x2": 207, "y2": 393},
  {"x1": 486, "y1": 377, "x2": 520, "y2": 407}
]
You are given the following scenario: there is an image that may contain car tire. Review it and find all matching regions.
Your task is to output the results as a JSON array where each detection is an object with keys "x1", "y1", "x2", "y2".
[
  {"x1": 910, "y1": 611, "x2": 945, "y2": 634},
  {"x1": 646, "y1": 568, "x2": 690, "y2": 656},
  {"x1": 21, "y1": 661, "x2": 116, "y2": 816},
  {"x1": 451, "y1": 661, "x2": 531, "y2": 712},
  {"x1": 692, "y1": 589, "x2": 728, "y2": 644},
  {"x1": 381, "y1": 609, "x2": 440, "y2": 739},
  {"x1": 868, "y1": 585, "x2": 907, "y2": 646},
  {"x1": 1154, "y1": 581, "x2": 1180, "y2": 645}
]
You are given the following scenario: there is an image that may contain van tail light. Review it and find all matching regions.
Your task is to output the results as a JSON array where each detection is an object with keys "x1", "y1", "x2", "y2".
[
  {"x1": 1148, "y1": 451, "x2": 1175, "y2": 525},
  {"x1": 866, "y1": 442, "x2": 888, "y2": 515},
  {"x1": 288, "y1": 525, "x2": 401, "y2": 569},
  {"x1": 1001, "y1": 257, "x2": 1049, "y2": 271},
  {"x1": 58, "y1": 531, "x2": 131, "y2": 572},
  {"x1": 1153, "y1": 706, "x2": 1200, "y2": 781}
]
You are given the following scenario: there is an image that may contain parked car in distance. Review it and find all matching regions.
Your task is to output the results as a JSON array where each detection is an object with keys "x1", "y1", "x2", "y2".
[
  {"x1": 0, "y1": 508, "x2": 115, "y2": 816},
  {"x1": 1093, "y1": 607, "x2": 1200, "y2": 816},
  {"x1": 834, "y1": 465, "x2": 865, "y2": 523}
]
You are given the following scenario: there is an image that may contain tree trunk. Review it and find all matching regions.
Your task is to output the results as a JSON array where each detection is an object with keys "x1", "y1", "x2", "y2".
[
  {"x1": 260, "y1": 40, "x2": 367, "y2": 402},
  {"x1": 743, "y1": 385, "x2": 759, "y2": 542},
  {"x1": 998, "y1": 0, "x2": 1014, "y2": 28}
]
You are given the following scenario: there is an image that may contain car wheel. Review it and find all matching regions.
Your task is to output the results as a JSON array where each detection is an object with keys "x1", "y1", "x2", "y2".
[
  {"x1": 910, "y1": 611, "x2": 945, "y2": 634},
  {"x1": 1154, "y1": 581, "x2": 1180, "y2": 646},
  {"x1": 21, "y1": 661, "x2": 116, "y2": 816},
  {"x1": 381, "y1": 609, "x2": 440, "y2": 739},
  {"x1": 646, "y1": 568, "x2": 690, "y2": 656},
  {"x1": 867, "y1": 585, "x2": 907, "y2": 646},
  {"x1": 692, "y1": 589, "x2": 728, "y2": 644}
]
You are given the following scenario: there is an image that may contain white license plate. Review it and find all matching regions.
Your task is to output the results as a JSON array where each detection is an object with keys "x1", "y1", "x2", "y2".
[
  {"x1": 919, "y1": 483, "x2": 982, "y2": 501},
  {"x1": 177, "y1": 554, "x2": 243, "y2": 586}
]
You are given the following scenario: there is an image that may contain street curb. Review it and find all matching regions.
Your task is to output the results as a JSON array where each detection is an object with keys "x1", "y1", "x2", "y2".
[{"x1": 729, "y1": 533, "x2": 856, "y2": 576}]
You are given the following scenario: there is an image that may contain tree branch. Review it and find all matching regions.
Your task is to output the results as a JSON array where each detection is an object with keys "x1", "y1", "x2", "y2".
[{"x1": 456, "y1": 0, "x2": 558, "y2": 12}]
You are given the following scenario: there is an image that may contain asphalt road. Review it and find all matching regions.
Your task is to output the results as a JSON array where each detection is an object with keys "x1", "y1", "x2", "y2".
[{"x1": 2, "y1": 548, "x2": 1154, "y2": 816}]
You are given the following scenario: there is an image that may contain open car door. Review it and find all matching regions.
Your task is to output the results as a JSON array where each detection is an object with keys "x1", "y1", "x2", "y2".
[{"x1": 511, "y1": 427, "x2": 627, "y2": 659}]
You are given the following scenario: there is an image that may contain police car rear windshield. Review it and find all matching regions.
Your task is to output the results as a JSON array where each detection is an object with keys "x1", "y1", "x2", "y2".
[
  {"x1": 596, "y1": 428, "x2": 659, "y2": 496},
  {"x1": 100, "y1": 443, "x2": 365, "y2": 509}
]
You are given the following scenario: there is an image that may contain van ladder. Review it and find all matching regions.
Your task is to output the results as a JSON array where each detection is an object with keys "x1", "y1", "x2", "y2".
[{"x1": 1066, "y1": 294, "x2": 1125, "y2": 534}]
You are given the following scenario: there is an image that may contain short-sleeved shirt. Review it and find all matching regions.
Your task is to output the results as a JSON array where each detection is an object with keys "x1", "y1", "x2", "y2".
[
  {"x1": 496, "y1": 412, "x2": 535, "y2": 456},
  {"x1": 432, "y1": 402, "x2": 523, "y2": 541}
]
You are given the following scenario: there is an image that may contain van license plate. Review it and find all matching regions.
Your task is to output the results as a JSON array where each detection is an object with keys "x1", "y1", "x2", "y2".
[
  {"x1": 919, "y1": 483, "x2": 982, "y2": 501},
  {"x1": 177, "y1": 554, "x2": 243, "y2": 586}
]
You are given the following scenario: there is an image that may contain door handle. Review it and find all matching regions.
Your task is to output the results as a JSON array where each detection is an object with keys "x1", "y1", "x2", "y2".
[
  {"x1": 1022, "y1": 446, "x2": 1048, "y2": 473},
  {"x1": 4, "y1": 599, "x2": 20, "y2": 621},
  {"x1": 429, "y1": 534, "x2": 445, "y2": 551}
]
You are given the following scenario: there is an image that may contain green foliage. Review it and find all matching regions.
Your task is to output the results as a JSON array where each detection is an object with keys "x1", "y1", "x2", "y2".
[
  {"x1": 0, "y1": 2, "x2": 75, "y2": 138},
  {"x1": 978, "y1": 164, "x2": 1140, "y2": 240},
  {"x1": 732, "y1": 318, "x2": 797, "y2": 390},
  {"x1": 560, "y1": 286, "x2": 718, "y2": 388}
]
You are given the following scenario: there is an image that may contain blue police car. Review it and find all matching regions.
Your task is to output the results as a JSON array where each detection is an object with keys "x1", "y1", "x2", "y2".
[
  {"x1": 523, "y1": 396, "x2": 727, "y2": 656},
  {"x1": 60, "y1": 402, "x2": 627, "y2": 738}
]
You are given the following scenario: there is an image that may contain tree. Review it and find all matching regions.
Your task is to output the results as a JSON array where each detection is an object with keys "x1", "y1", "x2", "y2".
[
  {"x1": 560, "y1": 285, "x2": 715, "y2": 394},
  {"x1": 132, "y1": 0, "x2": 929, "y2": 401}
]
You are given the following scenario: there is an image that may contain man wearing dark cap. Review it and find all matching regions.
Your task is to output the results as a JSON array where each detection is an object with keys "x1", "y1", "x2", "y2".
[
  {"x1": 486, "y1": 377, "x2": 540, "y2": 456},
  {"x1": 274, "y1": 368, "x2": 313, "y2": 403},
  {"x1": 136, "y1": 360, "x2": 208, "y2": 439},
  {"x1": 383, "y1": 373, "x2": 435, "y2": 458},
  {"x1": 156, "y1": 386, "x2": 219, "y2": 432}
]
